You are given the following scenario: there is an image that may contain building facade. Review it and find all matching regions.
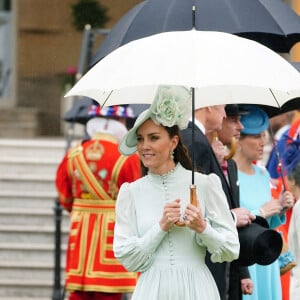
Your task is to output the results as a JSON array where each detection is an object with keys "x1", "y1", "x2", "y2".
[{"x1": 0, "y1": 0, "x2": 141, "y2": 137}]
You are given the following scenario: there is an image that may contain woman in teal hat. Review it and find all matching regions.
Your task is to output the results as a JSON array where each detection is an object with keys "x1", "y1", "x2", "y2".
[{"x1": 233, "y1": 105, "x2": 294, "y2": 300}]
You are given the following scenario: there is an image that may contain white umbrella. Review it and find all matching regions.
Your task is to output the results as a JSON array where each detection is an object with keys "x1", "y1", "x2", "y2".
[
  {"x1": 65, "y1": 29, "x2": 300, "y2": 210},
  {"x1": 65, "y1": 30, "x2": 300, "y2": 109}
]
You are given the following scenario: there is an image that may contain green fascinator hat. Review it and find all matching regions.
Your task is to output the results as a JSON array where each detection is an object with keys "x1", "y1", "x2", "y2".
[{"x1": 119, "y1": 85, "x2": 192, "y2": 155}]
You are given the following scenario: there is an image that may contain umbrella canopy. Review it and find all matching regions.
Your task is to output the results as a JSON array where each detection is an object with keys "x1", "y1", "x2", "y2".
[
  {"x1": 91, "y1": 0, "x2": 300, "y2": 65},
  {"x1": 257, "y1": 61, "x2": 300, "y2": 117},
  {"x1": 66, "y1": 30, "x2": 300, "y2": 109}
]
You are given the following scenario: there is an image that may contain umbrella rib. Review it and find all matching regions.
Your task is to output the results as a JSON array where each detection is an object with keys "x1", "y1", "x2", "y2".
[
  {"x1": 269, "y1": 88, "x2": 280, "y2": 108},
  {"x1": 102, "y1": 90, "x2": 114, "y2": 107}
]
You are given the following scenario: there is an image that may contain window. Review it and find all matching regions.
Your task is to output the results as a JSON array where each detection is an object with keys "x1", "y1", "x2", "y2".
[{"x1": 0, "y1": 0, "x2": 11, "y2": 101}]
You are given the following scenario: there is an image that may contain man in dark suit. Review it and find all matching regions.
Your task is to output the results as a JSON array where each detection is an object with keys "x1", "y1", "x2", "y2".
[{"x1": 181, "y1": 104, "x2": 254, "y2": 300}]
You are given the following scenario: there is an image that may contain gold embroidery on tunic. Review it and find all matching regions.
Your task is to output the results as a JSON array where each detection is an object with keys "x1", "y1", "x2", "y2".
[
  {"x1": 85, "y1": 140, "x2": 104, "y2": 160},
  {"x1": 108, "y1": 180, "x2": 118, "y2": 199},
  {"x1": 88, "y1": 162, "x2": 98, "y2": 173}
]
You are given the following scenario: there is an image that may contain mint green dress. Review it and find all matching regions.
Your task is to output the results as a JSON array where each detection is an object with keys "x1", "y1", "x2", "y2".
[{"x1": 113, "y1": 164, "x2": 239, "y2": 300}]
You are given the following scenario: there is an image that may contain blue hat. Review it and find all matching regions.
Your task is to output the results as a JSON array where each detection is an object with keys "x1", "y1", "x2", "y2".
[
  {"x1": 240, "y1": 105, "x2": 269, "y2": 135},
  {"x1": 282, "y1": 139, "x2": 300, "y2": 174}
]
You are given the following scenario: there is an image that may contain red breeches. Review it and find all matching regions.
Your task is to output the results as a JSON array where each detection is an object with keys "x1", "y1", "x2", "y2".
[{"x1": 69, "y1": 291, "x2": 123, "y2": 300}]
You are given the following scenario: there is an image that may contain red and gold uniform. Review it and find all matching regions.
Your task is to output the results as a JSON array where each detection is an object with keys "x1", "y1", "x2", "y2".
[{"x1": 56, "y1": 132, "x2": 140, "y2": 299}]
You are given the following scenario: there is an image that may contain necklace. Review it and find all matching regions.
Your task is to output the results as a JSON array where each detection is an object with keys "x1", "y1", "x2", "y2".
[{"x1": 149, "y1": 163, "x2": 179, "y2": 177}]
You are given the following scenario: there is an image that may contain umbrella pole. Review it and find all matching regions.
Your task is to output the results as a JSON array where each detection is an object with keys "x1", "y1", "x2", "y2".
[
  {"x1": 175, "y1": 87, "x2": 196, "y2": 228},
  {"x1": 267, "y1": 125, "x2": 292, "y2": 214},
  {"x1": 191, "y1": 87, "x2": 195, "y2": 185},
  {"x1": 189, "y1": 85, "x2": 198, "y2": 218},
  {"x1": 192, "y1": 5, "x2": 195, "y2": 29},
  {"x1": 190, "y1": 88, "x2": 197, "y2": 206},
  {"x1": 191, "y1": 5, "x2": 196, "y2": 186},
  {"x1": 191, "y1": 6, "x2": 196, "y2": 193},
  {"x1": 268, "y1": 126, "x2": 287, "y2": 192}
]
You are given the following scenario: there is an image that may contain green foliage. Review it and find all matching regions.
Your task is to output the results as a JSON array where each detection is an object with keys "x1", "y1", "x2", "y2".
[{"x1": 71, "y1": 0, "x2": 110, "y2": 31}]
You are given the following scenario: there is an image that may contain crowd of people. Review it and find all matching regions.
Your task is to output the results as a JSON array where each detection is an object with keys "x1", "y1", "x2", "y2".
[{"x1": 55, "y1": 85, "x2": 300, "y2": 300}]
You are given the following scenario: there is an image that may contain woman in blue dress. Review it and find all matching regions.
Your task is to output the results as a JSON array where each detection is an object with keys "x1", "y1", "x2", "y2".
[
  {"x1": 113, "y1": 85, "x2": 240, "y2": 300},
  {"x1": 233, "y1": 105, "x2": 294, "y2": 300}
]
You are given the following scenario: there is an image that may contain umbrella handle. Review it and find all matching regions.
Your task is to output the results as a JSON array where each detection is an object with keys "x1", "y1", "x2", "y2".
[
  {"x1": 213, "y1": 132, "x2": 237, "y2": 161},
  {"x1": 190, "y1": 184, "x2": 197, "y2": 206},
  {"x1": 224, "y1": 137, "x2": 237, "y2": 160},
  {"x1": 175, "y1": 185, "x2": 197, "y2": 227}
]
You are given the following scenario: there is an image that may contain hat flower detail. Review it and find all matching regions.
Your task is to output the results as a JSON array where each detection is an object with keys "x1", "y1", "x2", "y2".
[
  {"x1": 152, "y1": 91, "x2": 180, "y2": 127},
  {"x1": 118, "y1": 85, "x2": 191, "y2": 156},
  {"x1": 151, "y1": 86, "x2": 192, "y2": 129}
]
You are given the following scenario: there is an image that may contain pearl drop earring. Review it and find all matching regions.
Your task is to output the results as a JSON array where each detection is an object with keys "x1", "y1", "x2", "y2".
[{"x1": 169, "y1": 150, "x2": 174, "y2": 160}]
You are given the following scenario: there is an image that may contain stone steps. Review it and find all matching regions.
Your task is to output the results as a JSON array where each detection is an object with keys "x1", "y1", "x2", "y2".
[
  {"x1": 0, "y1": 156, "x2": 60, "y2": 176},
  {"x1": 0, "y1": 260, "x2": 65, "y2": 281},
  {"x1": 0, "y1": 137, "x2": 67, "y2": 157},
  {"x1": 0, "y1": 242, "x2": 67, "y2": 263},
  {"x1": 0, "y1": 180, "x2": 56, "y2": 194},
  {"x1": 0, "y1": 278, "x2": 57, "y2": 298},
  {"x1": 0, "y1": 207, "x2": 69, "y2": 226},
  {"x1": 0, "y1": 191, "x2": 57, "y2": 209},
  {"x1": 0, "y1": 224, "x2": 69, "y2": 244},
  {"x1": 0, "y1": 137, "x2": 72, "y2": 298},
  {"x1": 0, "y1": 108, "x2": 42, "y2": 138}
]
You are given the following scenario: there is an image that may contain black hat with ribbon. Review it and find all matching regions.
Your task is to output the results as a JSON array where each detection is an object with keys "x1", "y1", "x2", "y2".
[
  {"x1": 237, "y1": 216, "x2": 283, "y2": 266},
  {"x1": 225, "y1": 104, "x2": 249, "y2": 116},
  {"x1": 64, "y1": 98, "x2": 135, "y2": 124}
]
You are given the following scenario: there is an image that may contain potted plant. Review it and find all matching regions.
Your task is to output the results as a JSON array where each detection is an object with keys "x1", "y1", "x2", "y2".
[{"x1": 71, "y1": 0, "x2": 109, "y2": 31}]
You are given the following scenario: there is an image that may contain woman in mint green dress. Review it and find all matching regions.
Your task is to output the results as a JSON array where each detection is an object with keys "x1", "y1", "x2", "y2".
[
  {"x1": 113, "y1": 86, "x2": 240, "y2": 300},
  {"x1": 233, "y1": 105, "x2": 294, "y2": 300}
]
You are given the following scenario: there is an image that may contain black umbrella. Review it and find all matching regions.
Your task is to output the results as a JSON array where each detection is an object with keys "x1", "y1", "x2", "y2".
[
  {"x1": 258, "y1": 98, "x2": 300, "y2": 119},
  {"x1": 90, "y1": 0, "x2": 300, "y2": 66},
  {"x1": 291, "y1": 61, "x2": 300, "y2": 72}
]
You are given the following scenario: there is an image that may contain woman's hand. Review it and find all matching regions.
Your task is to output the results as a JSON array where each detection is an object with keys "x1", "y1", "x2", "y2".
[
  {"x1": 183, "y1": 201, "x2": 206, "y2": 233},
  {"x1": 231, "y1": 207, "x2": 256, "y2": 228},
  {"x1": 241, "y1": 278, "x2": 253, "y2": 295},
  {"x1": 260, "y1": 199, "x2": 282, "y2": 218},
  {"x1": 159, "y1": 199, "x2": 181, "y2": 232},
  {"x1": 279, "y1": 190, "x2": 294, "y2": 209}
]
